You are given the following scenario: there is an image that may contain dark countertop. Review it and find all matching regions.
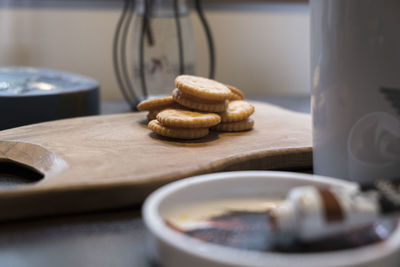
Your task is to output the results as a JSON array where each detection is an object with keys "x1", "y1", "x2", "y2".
[{"x1": 0, "y1": 97, "x2": 310, "y2": 267}]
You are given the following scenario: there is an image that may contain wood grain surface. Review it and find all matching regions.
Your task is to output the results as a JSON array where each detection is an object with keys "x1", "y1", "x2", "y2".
[{"x1": 0, "y1": 102, "x2": 311, "y2": 221}]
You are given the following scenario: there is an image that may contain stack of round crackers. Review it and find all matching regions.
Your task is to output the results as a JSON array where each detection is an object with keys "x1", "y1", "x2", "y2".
[{"x1": 137, "y1": 75, "x2": 255, "y2": 140}]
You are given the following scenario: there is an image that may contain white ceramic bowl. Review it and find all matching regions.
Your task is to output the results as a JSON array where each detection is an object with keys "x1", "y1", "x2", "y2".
[{"x1": 143, "y1": 171, "x2": 400, "y2": 267}]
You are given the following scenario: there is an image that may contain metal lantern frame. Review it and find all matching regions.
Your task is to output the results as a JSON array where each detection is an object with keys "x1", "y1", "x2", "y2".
[{"x1": 113, "y1": 0, "x2": 215, "y2": 110}]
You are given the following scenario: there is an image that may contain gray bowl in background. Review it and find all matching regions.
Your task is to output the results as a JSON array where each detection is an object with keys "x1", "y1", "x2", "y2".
[{"x1": 0, "y1": 66, "x2": 99, "y2": 130}]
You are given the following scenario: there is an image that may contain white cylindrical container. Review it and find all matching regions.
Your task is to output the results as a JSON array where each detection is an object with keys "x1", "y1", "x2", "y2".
[{"x1": 311, "y1": 0, "x2": 400, "y2": 182}]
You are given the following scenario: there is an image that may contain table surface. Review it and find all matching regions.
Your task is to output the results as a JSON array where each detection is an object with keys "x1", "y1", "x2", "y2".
[{"x1": 0, "y1": 96, "x2": 310, "y2": 267}]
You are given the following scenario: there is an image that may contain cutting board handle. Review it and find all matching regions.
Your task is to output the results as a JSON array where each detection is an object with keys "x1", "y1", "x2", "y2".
[{"x1": 0, "y1": 141, "x2": 68, "y2": 185}]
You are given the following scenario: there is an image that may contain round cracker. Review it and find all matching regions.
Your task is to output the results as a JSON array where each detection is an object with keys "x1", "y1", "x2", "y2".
[
  {"x1": 148, "y1": 120, "x2": 209, "y2": 139},
  {"x1": 137, "y1": 96, "x2": 175, "y2": 111},
  {"x1": 226, "y1": 84, "x2": 244, "y2": 100},
  {"x1": 146, "y1": 102, "x2": 185, "y2": 121},
  {"x1": 175, "y1": 75, "x2": 231, "y2": 101},
  {"x1": 219, "y1": 100, "x2": 255, "y2": 122},
  {"x1": 157, "y1": 108, "x2": 221, "y2": 128},
  {"x1": 211, "y1": 117, "x2": 254, "y2": 132},
  {"x1": 172, "y1": 88, "x2": 228, "y2": 112}
]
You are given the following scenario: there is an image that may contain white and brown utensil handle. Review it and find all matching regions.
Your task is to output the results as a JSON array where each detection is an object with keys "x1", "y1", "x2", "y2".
[{"x1": 273, "y1": 178, "x2": 400, "y2": 241}]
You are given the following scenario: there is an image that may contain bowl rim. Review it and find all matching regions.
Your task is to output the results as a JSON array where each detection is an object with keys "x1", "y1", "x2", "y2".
[
  {"x1": 143, "y1": 171, "x2": 400, "y2": 267},
  {"x1": 0, "y1": 66, "x2": 99, "y2": 97}
]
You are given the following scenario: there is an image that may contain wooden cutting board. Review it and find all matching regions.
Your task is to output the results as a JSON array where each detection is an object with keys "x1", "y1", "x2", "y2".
[{"x1": 0, "y1": 102, "x2": 312, "y2": 221}]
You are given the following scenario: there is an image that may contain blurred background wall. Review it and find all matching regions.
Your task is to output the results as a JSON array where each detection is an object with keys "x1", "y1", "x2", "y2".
[{"x1": 0, "y1": 0, "x2": 309, "y2": 100}]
